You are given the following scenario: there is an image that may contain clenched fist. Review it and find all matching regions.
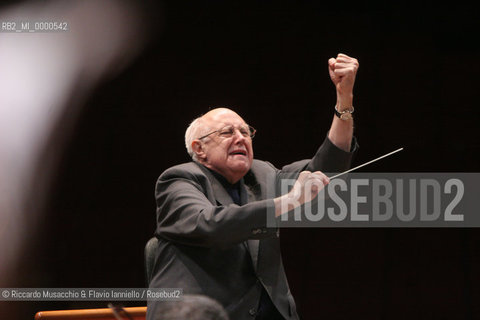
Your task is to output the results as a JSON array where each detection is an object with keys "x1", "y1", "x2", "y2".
[{"x1": 328, "y1": 53, "x2": 359, "y2": 99}]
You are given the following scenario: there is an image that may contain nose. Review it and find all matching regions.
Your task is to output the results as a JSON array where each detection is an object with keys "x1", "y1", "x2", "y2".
[{"x1": 232, "y1": 128, "x2": 247, "y2": 142}]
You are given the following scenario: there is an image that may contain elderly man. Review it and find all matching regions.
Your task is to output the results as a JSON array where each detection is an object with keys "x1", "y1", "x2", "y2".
[{"x1": 147, "y1": 54, "x2": 359, "y2": 320}]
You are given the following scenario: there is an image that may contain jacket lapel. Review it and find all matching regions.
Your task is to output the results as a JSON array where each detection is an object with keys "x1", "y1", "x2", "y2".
[
  {"x1": 242, "y1": 178, "x2": 260, "y2": 272},
  {"x1": 196, "y1": 163, "x2": 261, "y2": 272},
  {"x1": 211, "y1": 177, "x2": 234, "y2": 206},
  {"x1": 196, "y1": 163, "x2": 234, "y2": 206}
]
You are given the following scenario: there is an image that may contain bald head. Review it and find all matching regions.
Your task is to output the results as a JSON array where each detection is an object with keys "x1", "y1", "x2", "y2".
[{"x1": 202, "y1": 108, "x2": 242, "y2": 123}]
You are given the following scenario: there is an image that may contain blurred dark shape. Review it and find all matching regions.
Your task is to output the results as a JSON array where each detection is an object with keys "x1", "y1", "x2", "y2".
[
  {"x1": 0, "y1": 0, "x2": 161, "y2": 318},
  {"x1": 150, "y1": 295, "x2": 229, "y2": 320}
]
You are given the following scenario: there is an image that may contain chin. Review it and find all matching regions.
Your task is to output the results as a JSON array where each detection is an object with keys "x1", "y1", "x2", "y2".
[{"x1": 229, "y1": 162, "x2": 251, "y2": 175}]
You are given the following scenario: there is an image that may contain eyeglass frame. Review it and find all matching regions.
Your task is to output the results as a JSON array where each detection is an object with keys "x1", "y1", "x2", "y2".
[{"x1": 197, "y1": 124, "x2": 256, "y2": 140}]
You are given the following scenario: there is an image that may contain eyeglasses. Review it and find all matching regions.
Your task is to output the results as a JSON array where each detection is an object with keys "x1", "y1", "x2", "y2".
[{"x1": 198, "y1": 125, "x2": 256, "y2": 140}]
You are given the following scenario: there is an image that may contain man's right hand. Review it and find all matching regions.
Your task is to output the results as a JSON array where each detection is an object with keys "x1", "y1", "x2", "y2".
[{"x1": 274, "y1": 171, "x2": 330, "y2": 217}]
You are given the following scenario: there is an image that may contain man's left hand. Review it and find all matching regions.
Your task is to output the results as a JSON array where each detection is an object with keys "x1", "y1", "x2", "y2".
[{"x1": 328, "y1": 53, "x2": 359, "y2": 103}]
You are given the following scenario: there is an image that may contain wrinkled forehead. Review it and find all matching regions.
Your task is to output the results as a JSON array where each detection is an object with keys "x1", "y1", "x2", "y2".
[{"x1": 202, "y1": 109, "x2": 247, "y2": 129}]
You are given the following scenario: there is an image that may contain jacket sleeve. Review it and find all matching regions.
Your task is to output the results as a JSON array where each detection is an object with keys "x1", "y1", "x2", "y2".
[
  {"x1": 281, "y1": 134, "x2": 358, "y2": 174},
  {"x1": 154, "y1": 168, "x2": 277, "y2": 248}
]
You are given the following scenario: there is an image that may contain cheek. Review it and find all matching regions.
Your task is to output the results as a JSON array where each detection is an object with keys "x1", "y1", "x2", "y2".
[{"x1": 211, "y1": 145, "x2": 229, "y2": 159}]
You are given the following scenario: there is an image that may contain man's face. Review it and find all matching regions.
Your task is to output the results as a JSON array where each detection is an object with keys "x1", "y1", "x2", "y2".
[{"x1": 196, "y1": 109, "x2": 254, "y2": 184}]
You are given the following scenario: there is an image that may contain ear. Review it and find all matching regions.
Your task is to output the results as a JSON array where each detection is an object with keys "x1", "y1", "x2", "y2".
[{"x1": 192, "y1": 140, "x2": 206, "y2": 160}]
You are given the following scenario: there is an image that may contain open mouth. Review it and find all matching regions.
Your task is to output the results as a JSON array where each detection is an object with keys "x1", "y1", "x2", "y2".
[{"x1": 230, "y1": 150, "x2": 247, "y2": 156}]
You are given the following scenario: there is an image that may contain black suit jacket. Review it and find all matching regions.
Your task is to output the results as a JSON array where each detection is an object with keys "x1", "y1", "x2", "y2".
[{"x1": 147, "y1": 137, "x2": 357, "y2": 320}]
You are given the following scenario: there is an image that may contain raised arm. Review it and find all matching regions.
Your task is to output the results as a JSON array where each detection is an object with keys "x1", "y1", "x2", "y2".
[{"x1": 327, "y1": 53, "x2": 359, "y2": 152}]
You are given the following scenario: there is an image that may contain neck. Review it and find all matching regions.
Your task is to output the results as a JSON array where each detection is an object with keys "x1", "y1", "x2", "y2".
[{"x1": 199, "y1": 162, "x2": 242, "y2": 184}]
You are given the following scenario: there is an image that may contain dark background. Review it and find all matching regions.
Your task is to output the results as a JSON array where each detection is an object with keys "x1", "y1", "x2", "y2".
[{"x1": 11, "y1": 1, "x2": 480, "y2": 319}]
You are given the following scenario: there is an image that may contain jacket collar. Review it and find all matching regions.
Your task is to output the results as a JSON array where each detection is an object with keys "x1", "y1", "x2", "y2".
[{"x1": 195, "y1": 162, "x2": 236, "y2": 206}]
